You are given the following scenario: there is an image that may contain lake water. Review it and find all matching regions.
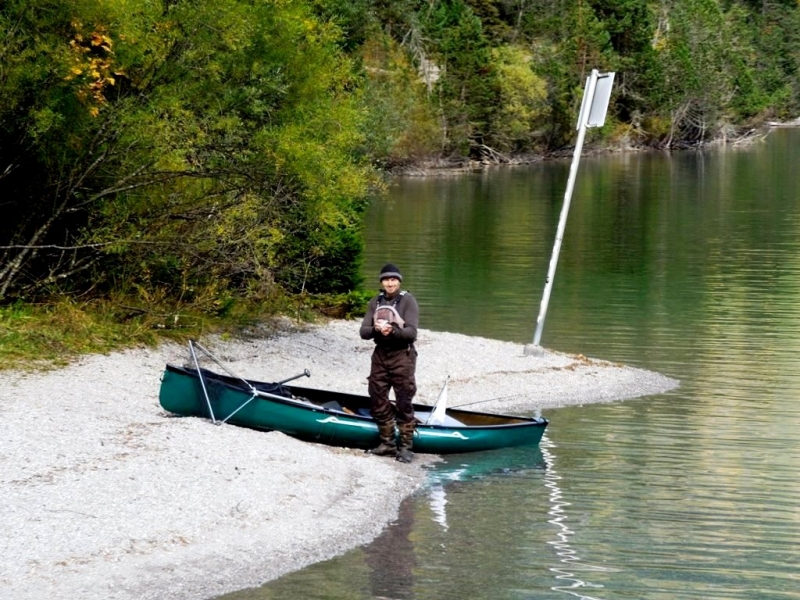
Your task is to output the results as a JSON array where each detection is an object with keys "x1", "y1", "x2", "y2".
[{"x1": 218, "y1": 129, "x2": 800, "y2": 599}]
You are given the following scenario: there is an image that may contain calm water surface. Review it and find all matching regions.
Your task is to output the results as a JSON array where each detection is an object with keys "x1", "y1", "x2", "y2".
[{"x1": 219, "y1": 129, "x2": 800, "y2": 599}]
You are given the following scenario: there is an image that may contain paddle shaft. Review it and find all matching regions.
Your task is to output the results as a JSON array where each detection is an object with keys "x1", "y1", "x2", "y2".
[
  {"x1": 277, "y1": 369, "x2": 311, "y2": 385},
  {"x1": 452, "y1": 393, "x2": 520, "y2": 408}
]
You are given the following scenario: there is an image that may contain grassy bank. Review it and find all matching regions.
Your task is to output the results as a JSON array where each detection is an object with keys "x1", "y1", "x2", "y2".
[
  {"x1": 0, "y1": 300, "x2": 205, "y2": 371},
  {"x1": 0, "y1": 292, "x2": 370, "y2": 372}
]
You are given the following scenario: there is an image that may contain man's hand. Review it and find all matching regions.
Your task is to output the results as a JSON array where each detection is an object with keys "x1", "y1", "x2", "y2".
[{"x1": 374, "y1": 319, "x2": 392, "y2": 336}]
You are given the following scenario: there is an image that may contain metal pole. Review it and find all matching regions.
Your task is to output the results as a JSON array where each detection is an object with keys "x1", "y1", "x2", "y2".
[
  {"x1": 189, "y1": 340, "x2": 217, "y2": 424},
  {"x1": 525, "y1": 70, "x2": 599, "y2": 355}
]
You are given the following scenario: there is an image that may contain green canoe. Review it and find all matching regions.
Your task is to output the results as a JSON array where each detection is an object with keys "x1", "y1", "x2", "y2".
[{"x1": 159, "y1": 364, "x2": 548, "y2": 454}]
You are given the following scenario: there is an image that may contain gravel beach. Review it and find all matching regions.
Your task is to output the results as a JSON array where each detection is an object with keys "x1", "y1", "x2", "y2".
[{"x1": 0, "y1": 319, "x2": 678, "y2": 600}]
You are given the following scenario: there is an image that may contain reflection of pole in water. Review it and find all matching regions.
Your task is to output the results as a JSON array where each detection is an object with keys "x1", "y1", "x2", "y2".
[
  {"x1": 543, "y1": 437, "x2": 614, "y2": 600},
  {"x1": 427, "y1": 483, "x2": 449, "y2": 531},
  {"x1": 425, "y1": 465, "x2": 468, "y2": 531}
]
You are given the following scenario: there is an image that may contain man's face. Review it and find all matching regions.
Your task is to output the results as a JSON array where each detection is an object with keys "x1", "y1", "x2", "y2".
[{"x1": 381, "y1": 276, "x2": 400, "y2": 296}]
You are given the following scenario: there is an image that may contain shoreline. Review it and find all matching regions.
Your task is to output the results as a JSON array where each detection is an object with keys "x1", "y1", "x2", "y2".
[
  {"x1": 388, "y1": 119, "x2": 800, "y2": 177},
  {"x1": 0, "y1": 319, "x2": 678, "y2": 599}
]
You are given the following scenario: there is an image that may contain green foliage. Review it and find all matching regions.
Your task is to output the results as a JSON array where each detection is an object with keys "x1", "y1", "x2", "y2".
[
  {"x1": 649, "y1": 0, "x2": 737, "y2": 142},
  {"x1": 357, "y1": 36, "x2": 443, "y2": 164},
  {"x1": 1, "y1": 0, "x2": 379, "y2": 308},
  {"x1": 0, "y1": 298, "x2": 165, "y2": 370},
  {"x1": 489, "y1": 44, "x2": 550, "y2": 152},
  {"x1": 419, "y1": 0, "x2": 499, "y2": 154},
  {"x1": 0, "y1": 290, "x2": 317, "y2": 371},
  {"x1": 588, "y1": 0, "x2": 665, "y2": 120},
  {"x1": 463, "y1": 0, "x2": 511, "y2": 42},
  {"x1": 2, "y1": 0, "x2": 800, "y2": 324},
  {"x1": 739, "y1": 1, "x2": 800, "y2": 119},
  {"x1": 306, "y1": 289, "x2": 374, "y2": 319}
]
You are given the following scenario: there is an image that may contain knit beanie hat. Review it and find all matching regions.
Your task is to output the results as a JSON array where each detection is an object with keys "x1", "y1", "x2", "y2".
[{"x1": 379, "y1": 263, "x2": 403, "y2": 282}]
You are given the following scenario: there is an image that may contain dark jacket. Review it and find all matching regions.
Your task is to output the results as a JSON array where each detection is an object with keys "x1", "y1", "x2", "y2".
[{"x1": 359, "y1": 290, "x2": 419, "y2": 350}]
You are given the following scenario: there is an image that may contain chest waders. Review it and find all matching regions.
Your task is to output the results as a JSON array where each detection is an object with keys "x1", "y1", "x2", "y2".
[{"x1": 367, "y1": 291, "x2": 417, "y2": 463}]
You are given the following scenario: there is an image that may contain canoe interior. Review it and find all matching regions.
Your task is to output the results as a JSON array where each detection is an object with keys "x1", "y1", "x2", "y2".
[
  {"x1": 287, "y1": 384, "x2": 535, "y2": 427},
  {"x1": 166, "y1": 364, "x2": 538, "y2": 427},
  {"x1": 159, "y1": 364, "x2": 548, "y2": 454}
]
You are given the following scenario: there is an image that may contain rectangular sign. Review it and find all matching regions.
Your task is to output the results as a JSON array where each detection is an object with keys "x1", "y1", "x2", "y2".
[{"x1": 576, "y1": 71, "x2": 615, "y2": 129}]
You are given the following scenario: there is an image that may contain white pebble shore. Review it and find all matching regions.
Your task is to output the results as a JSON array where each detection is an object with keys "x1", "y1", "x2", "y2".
[{"x1": 0, "y1": 319, "x2": 678, "y2": 600}]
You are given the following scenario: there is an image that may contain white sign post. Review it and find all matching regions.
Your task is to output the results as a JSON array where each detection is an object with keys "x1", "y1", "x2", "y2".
[{"x1": 525, "y1": 69, "x2": 615, "y2": 356}]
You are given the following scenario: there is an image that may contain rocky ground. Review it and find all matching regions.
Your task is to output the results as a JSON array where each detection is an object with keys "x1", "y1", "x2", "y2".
[{"x1": 0, "y1": 319, "x2": 678, "y2": 600}]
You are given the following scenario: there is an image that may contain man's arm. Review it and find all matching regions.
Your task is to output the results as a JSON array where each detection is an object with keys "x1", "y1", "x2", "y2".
[
  {"x1": 359, "y1": 297, "x2": 377, "y2": 340},
  {"x1": 392, "y1": 294, "x2": 418, "y2": 342}
]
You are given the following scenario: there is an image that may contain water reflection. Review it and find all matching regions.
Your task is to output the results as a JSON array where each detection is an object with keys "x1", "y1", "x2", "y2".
[
  {"x1": 216, "y1": 130, "x2": 800, "y2": 600},
  {"x1": 427, "y1": 481, "x2": 450, "y2": 531},
  {"x1": 216, "y1": 447, "x2": 549, "y2": 600},
  {"x1": 431, "y1": 443, "x2": 615, "y2": 600},
  {"x1": 423, "y1": 446, "x2": 547, "y2": 533},
  {"x1": 541, "y1": 440, "x2": 615, "y2": 600},
  {"x1": 364, "y1": 500, "x2": 416, "y2": 600}
]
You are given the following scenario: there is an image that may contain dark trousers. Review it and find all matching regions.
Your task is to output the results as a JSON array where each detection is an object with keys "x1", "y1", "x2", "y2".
[{"x1": 368, "y1": 345, "x2": 417, "y2": 425}]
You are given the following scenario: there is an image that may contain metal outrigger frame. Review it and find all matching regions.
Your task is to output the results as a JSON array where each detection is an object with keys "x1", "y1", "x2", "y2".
[{"x1": 187, "y1": 339, "x2": 310, "y2": 426}]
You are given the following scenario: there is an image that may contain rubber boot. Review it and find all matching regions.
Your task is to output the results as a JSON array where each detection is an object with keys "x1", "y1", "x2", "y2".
[
  {"x1": 396, "y1": 421, "x2": 415, "y2": 463},
  {"x1": 368, "y1": 419, "x2": 397, "y2": 457}
]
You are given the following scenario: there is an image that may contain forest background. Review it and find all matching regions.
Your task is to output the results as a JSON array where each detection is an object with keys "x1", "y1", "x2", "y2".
[{"x1": 1, "y1": 0, "x2": 799, "y2": 364}]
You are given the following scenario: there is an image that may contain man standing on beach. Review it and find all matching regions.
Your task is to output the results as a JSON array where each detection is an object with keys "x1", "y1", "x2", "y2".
[{"x1": 359, "y1": 263, "x2": 419, "y2": 463}]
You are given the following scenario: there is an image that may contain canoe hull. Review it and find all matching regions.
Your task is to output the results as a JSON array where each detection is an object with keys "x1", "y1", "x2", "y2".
[{"x1": 159, "y1": 365, "x2": 547, "y2": 454}]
